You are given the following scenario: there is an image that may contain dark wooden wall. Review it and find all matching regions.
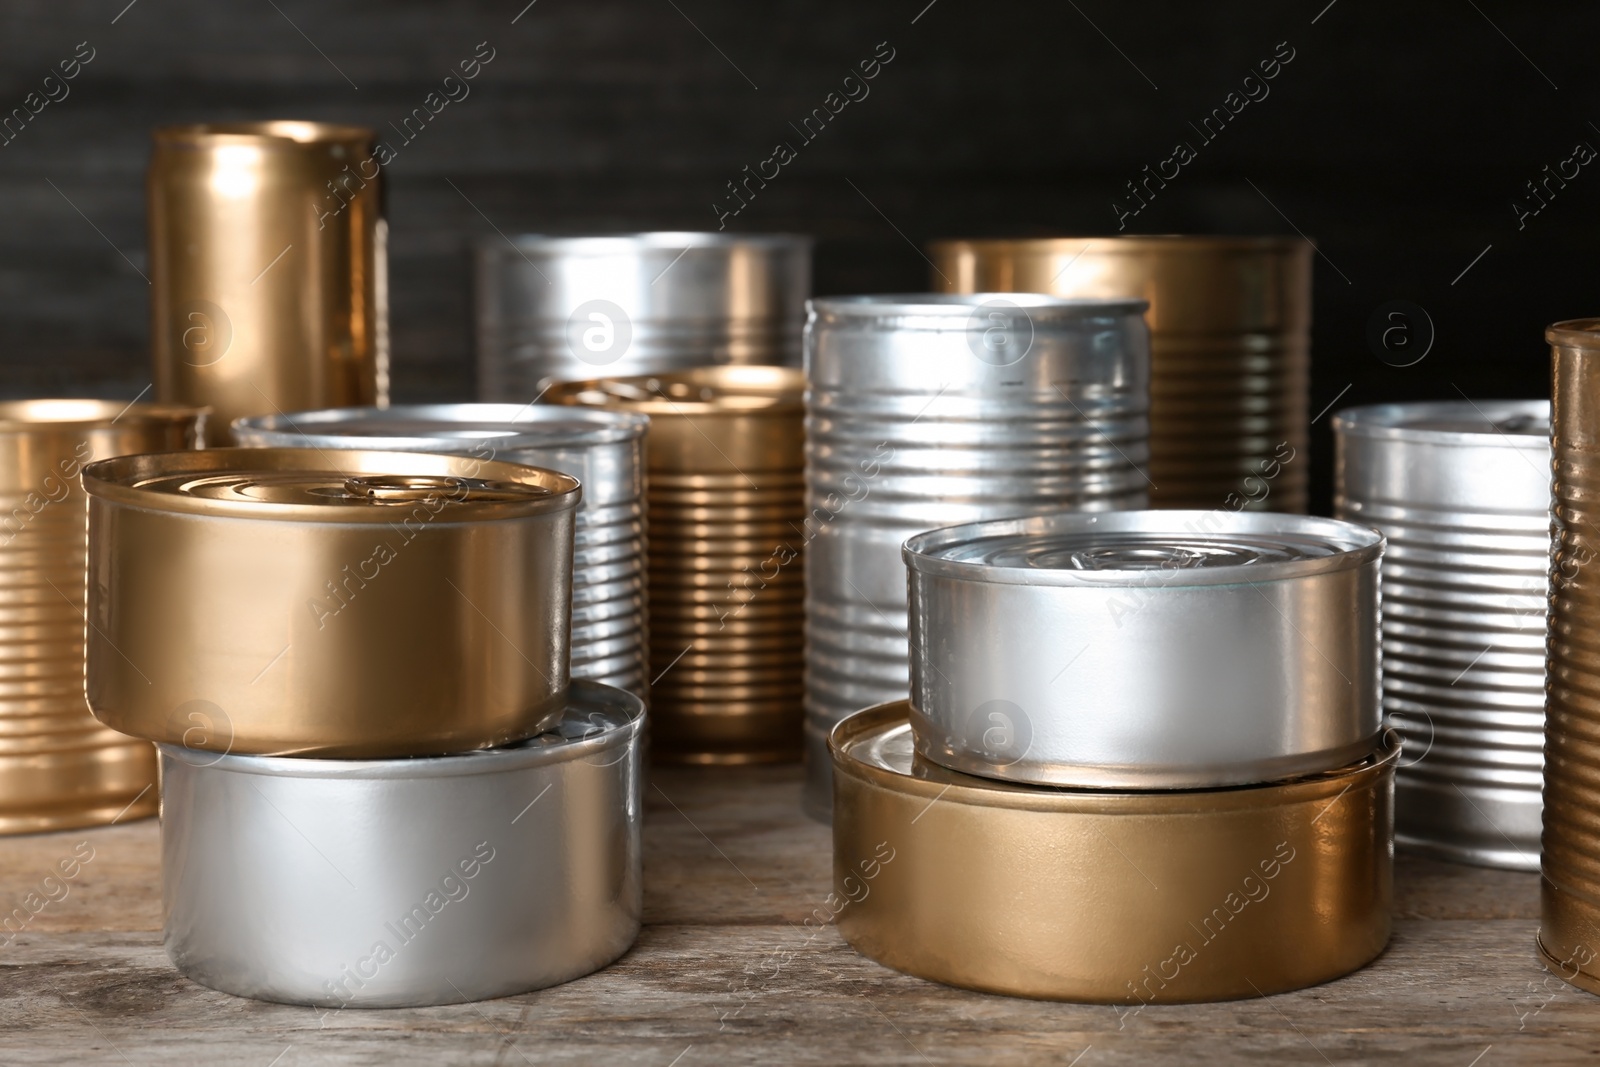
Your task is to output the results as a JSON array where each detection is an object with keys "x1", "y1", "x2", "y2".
[{"x1": 0, "y1": 0, "x2": 1593, "y2": 509}]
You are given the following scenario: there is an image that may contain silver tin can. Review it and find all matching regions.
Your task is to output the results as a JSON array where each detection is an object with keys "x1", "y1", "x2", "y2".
[
  {"x1": 902, "y1": 510, "x2": 1384, "y2": 788},
  {"x1": 233, "y1": 405, "x2": 650, "y2": 696},
  {"x1": 802, "y1": 294, "x2": 1151, "y2": 816},
  {"x1": 160, "y1": 680, "x2": 644, "y2": 1007},
  {"x1": 1335, "y1": 400, "x2": 1550, "y2": 870},
  {"x1": 476, "y1": 232, "x2": 811, "y2": 399}
]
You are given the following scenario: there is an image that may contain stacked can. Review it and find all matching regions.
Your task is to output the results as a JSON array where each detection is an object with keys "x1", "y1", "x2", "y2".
[
  {"x1": 545, "y1": 367, "x2": 806, "y2": 762},
  {"x1": 830, "y1": 510, "x2": 1396, "y2": 1002},
  {"x1": 0, "y1": 400, "x2": 203, "y2": 834},
  {"x1": 233, "y1": 405, "x2": 650, "y2": 696},
  {"x1": 929, "y1": 236, "x2": 1312, "y2": 512},
  {"x1": 1335, "y1": 401, "x2": 1550, "y2": 870},
  {"x1": 802, "y1": 294, "x2": 1151, "y2": 816},
  {"x1": 82, "y1": 447, "x2": 645, "y2": 1006},
  {"x1": 476, "y1": 233, "x2": 810, "y2": 400}
]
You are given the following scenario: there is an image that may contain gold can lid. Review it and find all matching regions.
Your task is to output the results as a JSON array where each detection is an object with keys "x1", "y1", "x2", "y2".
[{"x1": 544, "y1": 365, "x2": 804, "y2": 417}]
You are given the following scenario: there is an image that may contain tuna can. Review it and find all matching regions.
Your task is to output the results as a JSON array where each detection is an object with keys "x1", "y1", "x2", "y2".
[
  {"x1": 160, "y1": 679, "x2": 643, "y2": 1007},
  {"x1": 902, "y1": 510, "x2": 1383, "y2": 788},
  {"x1": 803, "y1": 294, "x2": 1151, "y2": 815},
  {"x1": 831, "y1": 702, "x2": 1396, "y2": 1003},
  {"x1": 232, "y1": 405, "x2": 649, "y2": 696},
  {"x1": 1335, "y1": 401, "x2": 1550, "y2": 870},
  {"x1": 83, "y1": 447, "x2": 580, "y2": 758}
]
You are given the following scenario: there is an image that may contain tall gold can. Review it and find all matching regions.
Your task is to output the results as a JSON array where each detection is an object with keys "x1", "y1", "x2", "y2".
[
  {"x1": 149, "y1": 121, "x2": 386, "y2": 445},
  {"x1": 1543, "y1": 319, "x2": 1600, "y2": 991},
  {"x1": 0, "y1": 400, "x2": 204, "y2": 833},
  {"x1": 929, "y1": 236, "x2": 1311, "y2": 512},
  {"x1": 547, "y1": 366, "x2": 805, "y2": 763}
]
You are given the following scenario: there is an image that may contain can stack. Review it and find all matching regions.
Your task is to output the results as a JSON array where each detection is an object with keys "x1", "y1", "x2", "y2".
[
  {"x1": 477, "y1": 233, "x2": 811, "y2": 400},
  {"x1": 546, "y1": 367, "x2": 807, "y2": 763},
  {"x1": 802, "y1": 294, "x2": 1152, "y2": 816},
  {"x1": 830, "y1": 510, "x2": 1396, "y2": 1002},
  {"x1": 0, "y1": 400, "x2": 203, "y2": 834},
  {"x1": 1335, "y1": 401, "x2": 1550, "y2": 870},
  {"x1": 82, "y1": 446, "x2": 645, "y2": 1006}
]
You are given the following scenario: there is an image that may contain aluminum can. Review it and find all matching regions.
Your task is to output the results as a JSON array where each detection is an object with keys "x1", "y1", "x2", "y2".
[
  {"x1": 84, "y1": 447, "x2": 580, "y2": 758},
  {"x1": 476, "y1": 233, "x2": 810, "y2": 399},
  {"x1": 149, "y1": 121, "x2": 386, "y2": 445},
  {"x1": 930, "y1": 237, "x2": 1310, "y2": 511},
  {"x1": 547, "y1": 367, "x2": 805, "y2": 762},
  {"x1": 233, "y1": 405, "x2": 649, "y2": 696},
  {"x1": 803, "y1": 294, "x2": 1150, "y2": 815},
  {"x1": 1335, "y1": 400, "x2": 1549, "y2": 870},
  {"x1": 903, "y1": 510, "x2": 1383, "y2": 788}
]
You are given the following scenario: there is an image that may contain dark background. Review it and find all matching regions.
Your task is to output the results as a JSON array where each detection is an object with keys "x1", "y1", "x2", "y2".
[{"x1": 0, "y1": 0, "x2": 1591, "y2": 510}]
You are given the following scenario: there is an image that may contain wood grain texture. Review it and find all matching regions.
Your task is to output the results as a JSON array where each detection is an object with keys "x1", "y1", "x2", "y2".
[{"x1": 0, "y1": 764, "x2": 1590, "y2": 1064}]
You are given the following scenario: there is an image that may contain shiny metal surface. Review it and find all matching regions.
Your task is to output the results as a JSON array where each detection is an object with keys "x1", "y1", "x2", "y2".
[
  {"x1": 233, "y1": 405, "x2": 649, "y2": 695},
  {"x1": 831, "y1": 703, "x2": 1395, "y2": 1003},
  {"x1": 1543, "y1": 319, "x2": 1600, "y2": 993},
  {"x1": 547, "y1": 367, "x2": 806, "y2": 762},
  {"x1": 802, "y1": 294, "x2": 1151, "y2": 815},
  {"x1": 0, "y1": 400, "x2": 204, "y2": 834},
  {"x1": 1335, "y1": 400, "x2": 1550, "y2": 871},
  {"x1": 477, "y1": 232, "x2": 810, "y2": 400},
  {"x1": 930, "y1": 236, "x2": 1311, "y2": 512},
  {"x1": 903, "y1": 510, "x2": 1383, "y2": 788},
  {"x1": 160, "y1": 679, "x2": 643, "y2": 1007},
  {"x1": 84, "y1": 448, "x2": 580, "y2": 758},
  {"x1": 149, "y1": 122, "x2": 387, "y2": 445}
]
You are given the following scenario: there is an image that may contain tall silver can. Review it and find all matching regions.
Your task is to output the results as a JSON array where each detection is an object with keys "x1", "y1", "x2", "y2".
[
  {"x1": 802, "y1": 294, "x2": 1151, "y2": 816},
  {"x1": 233, "y1": 405, "x2": 649, "y2": 695},
  {"x1": 476, "y1": 233, "x2": 811, "y2": 399},
  {"x1": 1335, "y1": 400, "x2": 1550, "y2": 870}
]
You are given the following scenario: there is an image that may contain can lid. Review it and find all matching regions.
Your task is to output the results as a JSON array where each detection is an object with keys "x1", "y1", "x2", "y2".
[
  {"x1": 545, "y1": 365, "x2": 804, "y2": 417},
  {"x1": 232, "y1": 404, "x2": 648, "y2": 451},
  {"x1": 808, "y1": 292, "x2": 1148, "y2": 320},
  {"x1": 484, "y1": 231, "x2": 813, "y2": 257},
  {"x1": 1332, "y1": 400, "x2": 1548, "y2": 445},
  {"x1": 83, "y1": 447, "x2": 581, "y2": 522},
  {"x1": 1547, "y1": 318, "x2": 1600, "y2": 349},
  {"x1": 903, "y1": 510, "x2": 1382, "y2": 587},
  {"x1": 0, "y1": 398, "x2": 205, "y2": 435}
]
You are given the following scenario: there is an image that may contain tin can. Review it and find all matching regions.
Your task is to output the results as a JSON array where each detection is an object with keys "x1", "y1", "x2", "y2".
[
  {"x1": 1335, "y1": 401, "x2": 1549, "y2": 870},
  {"x1": 149, "y1": 121, "x2": 386, "y2": 445},
  {"x1": 929, "y1": 237, "x2": 1310, "y2": 512},
  {"x1": 0, "y1": 400, "x2": 204, "y2": 834},
  {"x1": 232, "y1": 405, "x2": 649, "y2": 696},
  {"x1": 476, "y1": 233, "x2": 810, "y2": 400},
  {"x1": 903, "y1": 510, "x2": 1383, "y2": 788},
  {"x1": 83, "y1": 447, "x2": 580, "y2": 758},
  {"x1": 160, "y1": 679, "x2": 642, "y2": 1007},
  {"x1": 546, "y1": 367, "x2": 805, "y2": 762},
  {"x1": 831, "y1": 702, "x2": 1396, "y2": 1003},
  {"x1": 803, "y1": 294, "x2": 1151, "y2": 815}
]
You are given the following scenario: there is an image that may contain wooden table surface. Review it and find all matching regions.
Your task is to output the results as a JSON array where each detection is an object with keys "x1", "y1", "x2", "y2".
[{"x1": 1, "y1": 764, "x2": 1594, "y2": 1065}]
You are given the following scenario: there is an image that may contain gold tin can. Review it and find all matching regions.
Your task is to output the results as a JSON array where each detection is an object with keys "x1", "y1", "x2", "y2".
[
  {"x1": 83, "y1": 448, "x2": 580, "y2": 758},
  {"x1": 0, "y1": 399, "x2": 204, "y2": 833},
  {"x1": 832, "y1": 702, "x2": 1395, "y2": 1003},
  {"x1": 929, "y1": 236, "x2": 1311, "y2": 512},
  {"x1": 149, "y1": 121, "x2": 386, "y2": 446},
  {"x1": 546, "y1": 366, "x2": 805, "y2": 763},
  {"x1": 1542, "y1": 319, "x2": 1600, "y2": 992}
]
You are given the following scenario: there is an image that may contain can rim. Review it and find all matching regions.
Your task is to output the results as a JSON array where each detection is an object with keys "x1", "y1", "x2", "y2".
[
  {"x1": 1547, "y1": 318, "x2": 1600, "y2": 348},
  {"x1": 232, "y1": 404, "x2": 648, "y2": 451},
  {"x1": 902, "y1": 510, "x2": 1383, "y2": 587},
  {"x1": 0, "y1": 399, "x2": 206, "y2": 434},
  {"x1": 482, "y1": 231, "x2": 813, "y2": 256},
  {"x1": 544, "y1": 365, "x2": 804, "y2": 417},
  {"x1": 152, "y1": 120, "x2": 375, "y2": 147},
  {"x1": 1332, "y1": 399, "x2": 1549, "y2": 448},
  {"x1": 928, "y1": 234, "x2": 1312, "y2": 256},
  {"x1": 807, "y1": 293, "x2": 1149, "y2": 317}
]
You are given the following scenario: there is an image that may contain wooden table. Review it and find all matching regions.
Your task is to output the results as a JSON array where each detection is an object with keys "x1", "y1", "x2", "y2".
[{"x1": 1, "y1": 765, "x2": 1593, "y2": 1065}]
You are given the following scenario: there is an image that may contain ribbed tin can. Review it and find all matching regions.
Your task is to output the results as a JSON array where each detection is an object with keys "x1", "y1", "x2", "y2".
[
  {"x1": 831, "y1": 703, "x2": 1396, "y2": 1003},
  {"x1": 232, "y1": 405, "x2": 649, "y2": 696},
  {"x1": 161, "y1": 680, "x2": 643, "y2": 1007},
  {"x1": 546, "y1": 367, "x2": 806, "y2": 762},
  {"x1": 476, "y1": 233, "x2": 810, "y2": 400},
  {"x1": 149, "y1": 121, "x2": 387, "y2": 445},
  {"x1": 903, "y1": 511, "x2": 1383, "y2": 789},
  {"x1": 929, "y1": 237, "x2": 1310, "y2": 512},
  {"x1": 84, "y1": 447, "x2": 580, "y2": 758},
  {"x1": 0, "y1": 400, "x2": 204, "y2": 834},
  {"x1": 802, "y1": 294, "x2": 1151, "y2": 816},
  {"x1": 1542, "y1": 319, "x2": 1600, "y2": 993},
  {"x1": 1335, "y1": 401, "x2": 1550, "y2": 871}
]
